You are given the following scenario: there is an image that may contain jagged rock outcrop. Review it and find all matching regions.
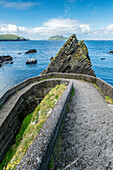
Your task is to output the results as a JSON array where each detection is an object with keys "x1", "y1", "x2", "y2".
[{"x1": 42, "y1": 34, "x2": 95, "y2": 76}]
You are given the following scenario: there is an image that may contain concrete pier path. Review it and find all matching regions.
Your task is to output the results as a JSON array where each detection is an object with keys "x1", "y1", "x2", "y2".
[{"x1": 52, "y1": 80, "x2": 113, "y2": 170}]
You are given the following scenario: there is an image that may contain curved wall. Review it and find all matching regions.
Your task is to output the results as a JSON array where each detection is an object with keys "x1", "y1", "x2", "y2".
[
  {"x1": 1, "y1": 72, "x2": 113, "y2": 166},
  {"x1": 1, "y1": 73, "x2": 113, "y2": 107},
  {"x1": 0, "y1": 79, "x2": 69, "y2": 163}
]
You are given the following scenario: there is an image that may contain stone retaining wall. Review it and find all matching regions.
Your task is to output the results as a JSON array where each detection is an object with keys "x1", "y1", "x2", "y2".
[
  {"x1": 0, "y1": 72, "x2": 113, "y2": 167},
  {"x1": 16, "y1": 81, "x2": 73, "y2": 169},
  {"x1": 0, "y1": 79, "x2": 69, "y2": 163},
  {"x1": 1, "y1": 72, "x2": 113, "y2": 106},
  {"x1": 0, "y1": 73, "x2": 54, "y2": 106},
  {"x1": 96, "y1": 77, "x2": 113, "y2": 98},
  {"x1": 52, "y1": 73, "x2": 113, "y2": 98},
  {"x1": 53, "y1": 73, "x2": 113, "y2": 99}
]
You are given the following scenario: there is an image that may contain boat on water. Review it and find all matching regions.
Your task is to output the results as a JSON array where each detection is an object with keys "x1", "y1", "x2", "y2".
[{"x1": 26, "y1": 58, "x2": 37, "y2": 64}]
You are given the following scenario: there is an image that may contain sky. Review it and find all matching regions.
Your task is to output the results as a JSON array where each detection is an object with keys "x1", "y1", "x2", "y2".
[{"x1": 0, "y1": 0, "x2": 113, "y2": 40}]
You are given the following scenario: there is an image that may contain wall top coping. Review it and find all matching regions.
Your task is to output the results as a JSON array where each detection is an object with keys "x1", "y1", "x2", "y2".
[{"x1": 0, "y1": 72, "x2": 113, "y2": 106}]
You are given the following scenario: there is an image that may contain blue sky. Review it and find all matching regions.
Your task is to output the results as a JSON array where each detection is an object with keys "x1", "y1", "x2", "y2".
[{"x1": 0, "y1": 0, "x2": 113, "y2": 39}]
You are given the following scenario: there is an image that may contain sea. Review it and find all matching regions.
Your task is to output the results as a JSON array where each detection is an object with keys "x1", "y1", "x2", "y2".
[{"x1": 0, "y1": 40, "x2": 113, "y2": 97}]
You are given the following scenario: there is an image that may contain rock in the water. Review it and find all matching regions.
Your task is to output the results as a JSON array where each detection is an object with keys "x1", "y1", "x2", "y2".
[
  {"x1": 25, "y1": 49, "x2": 37, "y2": 54},
  {"x1": 0, "y1": 55, "x2": 13, "y2": 62},
  {"x1": 42, "y1": 34, "x2": 95, "y2": 76},
  {"x1": 109, "y1": 51, "x2": 113, "y2": 54},
  {"x1": 10, "y1": 61, "x2": 14, "y2": 64},
  {"x1": 0, "y1": 56, "x2": 2, "y2": 63},
  {"x1": 0, "y1": 55, "x2": 13, "y2": 67},
  {"x1": 2, "y1": 55, "x2": 13, "y2": 61}
]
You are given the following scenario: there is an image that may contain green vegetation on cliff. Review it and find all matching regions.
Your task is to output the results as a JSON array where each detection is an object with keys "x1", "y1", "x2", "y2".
[
  {"x1": 43, "y1": 34, "x2": 95, "y2": 77},
  {"x1": 0, "y1": 34, "x2": 29, "y2": 41},
  {"x1": 0, "y1": 84, "x2": 67, "y2": 170},
  {"x1": 48, "y1": 35, "x2": 68, "y2": 40}
]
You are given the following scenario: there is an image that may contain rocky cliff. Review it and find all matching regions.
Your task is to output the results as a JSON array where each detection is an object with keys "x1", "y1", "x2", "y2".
[{"x1": 42, "y1": 34, "x2": 95, "y2": 76}]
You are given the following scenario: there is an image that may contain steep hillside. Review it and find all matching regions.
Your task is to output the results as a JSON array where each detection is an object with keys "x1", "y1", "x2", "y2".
[
  {"x1": 48, "y1": 35, "x2": 67, "y2": 40},
  {"x1": 0, "y1": 34, "x2": 29, "y2": 41}
]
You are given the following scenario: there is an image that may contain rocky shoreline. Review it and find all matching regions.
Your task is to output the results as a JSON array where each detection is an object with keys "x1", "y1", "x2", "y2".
[{"x1": 0, "y1": 55, "x2": 13, "y2": 67}]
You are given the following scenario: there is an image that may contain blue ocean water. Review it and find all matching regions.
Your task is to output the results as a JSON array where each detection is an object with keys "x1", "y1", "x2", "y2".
[
  {"x1": 0, "y1": 40, "x2": 113, "y2": 96},
  {"x1": 85, "y1": 40, "x2": 113, "y2": 85}
]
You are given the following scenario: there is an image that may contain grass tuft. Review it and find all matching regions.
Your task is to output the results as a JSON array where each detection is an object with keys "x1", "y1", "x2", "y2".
[
  {"x1": 71, "y1": 87, "x2": 75, "y2": 97},
  {"x1": 105, "y1": 96, "x2": 113, "y2": 104}
]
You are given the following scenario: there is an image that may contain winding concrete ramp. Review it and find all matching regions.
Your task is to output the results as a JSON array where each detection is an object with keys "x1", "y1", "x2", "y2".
[
  {"x1": 0, "y1": 73, "x2": 113, "y2": 169},
  {"x1": 53, "y1": 80, "x2": 113, "y2": 169}
]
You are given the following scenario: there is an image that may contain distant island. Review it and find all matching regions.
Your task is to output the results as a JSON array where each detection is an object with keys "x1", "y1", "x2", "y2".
[
  {"x1": 0, "y1": 34, "x2": 29, "y2": 41},
  {"x1": 48, "y1": 35, "x2": 68, "y2": 40}
]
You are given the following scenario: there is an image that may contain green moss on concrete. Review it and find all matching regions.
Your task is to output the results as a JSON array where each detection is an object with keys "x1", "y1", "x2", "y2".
[
  {"x1": 105, "y1": 96, "x2": 113, "y2": 104},
  {"x1": 93, "y1": 84, "x2": 103, "y2": 94},
  {"x1": 48, "y1": 87, "x2": 75, "y2": 170},
  {"x1": 93, "y1": 84, "x2": 113, "y2": 104},
  {"x1": 48, "y1": 121, "x2": 64, "y2": 170},
  {"x1": 0, "y1": 84, "x2": 67, "y2": 170},
  {"x1": 71, "y1": 87, "x2": 75, "y2": 97}
]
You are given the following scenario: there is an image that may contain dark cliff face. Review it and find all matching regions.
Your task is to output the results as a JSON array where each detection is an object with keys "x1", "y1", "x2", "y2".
[{"x1": 42, "y1": 34, "x2": 95, "y2": 77}]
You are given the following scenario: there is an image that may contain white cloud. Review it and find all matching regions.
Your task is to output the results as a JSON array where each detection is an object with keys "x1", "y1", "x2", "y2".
[
  {"x1": 80, "y1": 24, "x2": 91, "y2": 33},
  {"x1": 1, "y1": 18, "x2": 113, "y2": 40},
  {"x1": 0, "y1": 1, "x2": 39, "y2": 9},
  {"x1": 42, "y1": 18, "x2": 91, "y2": 35},
  {"x1": 92, "y1": 25, "x2": 113, "y2": 36},
  {"x1": 0, "y1": 19, "x2": 92, "y2": 39},
  {"x1": 106, "y1": 24, "x2": 113, "y2": 31},
  {"x1": 0, "y1": 24, "x2": 26, "y2": 33}
]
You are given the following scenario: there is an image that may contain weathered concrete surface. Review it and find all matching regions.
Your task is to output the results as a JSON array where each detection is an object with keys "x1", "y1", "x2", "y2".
[
  {"x1": 16, "y1": 81, "x2": 73, "y2": 170},
  {"x1": 1, "y1": 72, "x2": 113, "y2": 107},
  {"x1": 1, "y1": 73, "x2": 113, "y2": 169},
  {"x1": 0, "y1": 79, "x2": 69, "y2": 163},
  {"x1": 52, "y1": 80, "x2": 113, "y2": 170}
]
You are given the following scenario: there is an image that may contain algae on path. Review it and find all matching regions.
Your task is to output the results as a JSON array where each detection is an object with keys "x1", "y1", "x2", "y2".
[{"x1": 0, "y1": 84, "x2": 67, "y2": 170}]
